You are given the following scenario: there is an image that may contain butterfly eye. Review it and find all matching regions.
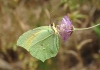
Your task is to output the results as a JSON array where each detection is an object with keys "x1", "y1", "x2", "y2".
[{"x1": 50, "y1": 23, "x2": 53, "y2": 26}]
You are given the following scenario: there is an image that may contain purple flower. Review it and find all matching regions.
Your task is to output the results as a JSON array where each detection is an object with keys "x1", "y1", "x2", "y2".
[{"x1": 57, "y1": 16, "x2": 73, "y2": 41}]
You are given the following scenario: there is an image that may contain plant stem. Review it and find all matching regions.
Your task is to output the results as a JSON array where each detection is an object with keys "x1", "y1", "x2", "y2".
[{"x1": 73, "y1": 23, "x2": 100, "y2": 31}]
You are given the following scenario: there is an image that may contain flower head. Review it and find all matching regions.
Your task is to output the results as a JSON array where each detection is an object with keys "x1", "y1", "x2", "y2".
[{"x1": 57, "y1": 16, "x2": 73, "y2": 41}]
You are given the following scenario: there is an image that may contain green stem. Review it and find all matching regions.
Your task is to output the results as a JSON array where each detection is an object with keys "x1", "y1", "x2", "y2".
[{"x1": 73, "y1": 23, "x2": 100, "y2": 31}]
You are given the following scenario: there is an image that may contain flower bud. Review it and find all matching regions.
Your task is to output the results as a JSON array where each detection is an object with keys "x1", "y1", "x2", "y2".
[{"x1": 57, "y1": 16, "x2": 73, "y2": 41}]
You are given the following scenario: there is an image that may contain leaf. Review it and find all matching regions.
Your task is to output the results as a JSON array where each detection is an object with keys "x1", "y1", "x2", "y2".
[
  {"x1": 93, "y1": 25, "x2": 100, "y2": 39},
  {"x1": 17, "y1": 26, "x2": 60, "y2": 62}
]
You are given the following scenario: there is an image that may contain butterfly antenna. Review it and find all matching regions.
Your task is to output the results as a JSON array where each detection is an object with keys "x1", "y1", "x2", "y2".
[
  {"x1": 48, "y1": 11, "x2": 53, "y2": 32},
  {"x1": 49, "y1": 11, "x2": 53, "y2": 26}
]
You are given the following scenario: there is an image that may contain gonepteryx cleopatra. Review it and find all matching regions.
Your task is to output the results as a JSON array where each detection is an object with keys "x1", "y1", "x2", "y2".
[{"x1": 17, "y1": 26, "x2": 60, "y2": 62}]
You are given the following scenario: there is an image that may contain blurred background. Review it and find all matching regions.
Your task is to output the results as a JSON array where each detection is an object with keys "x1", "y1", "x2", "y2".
[{"x1": 0, "y1": 0, "x2": 100, "y2": 70}]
